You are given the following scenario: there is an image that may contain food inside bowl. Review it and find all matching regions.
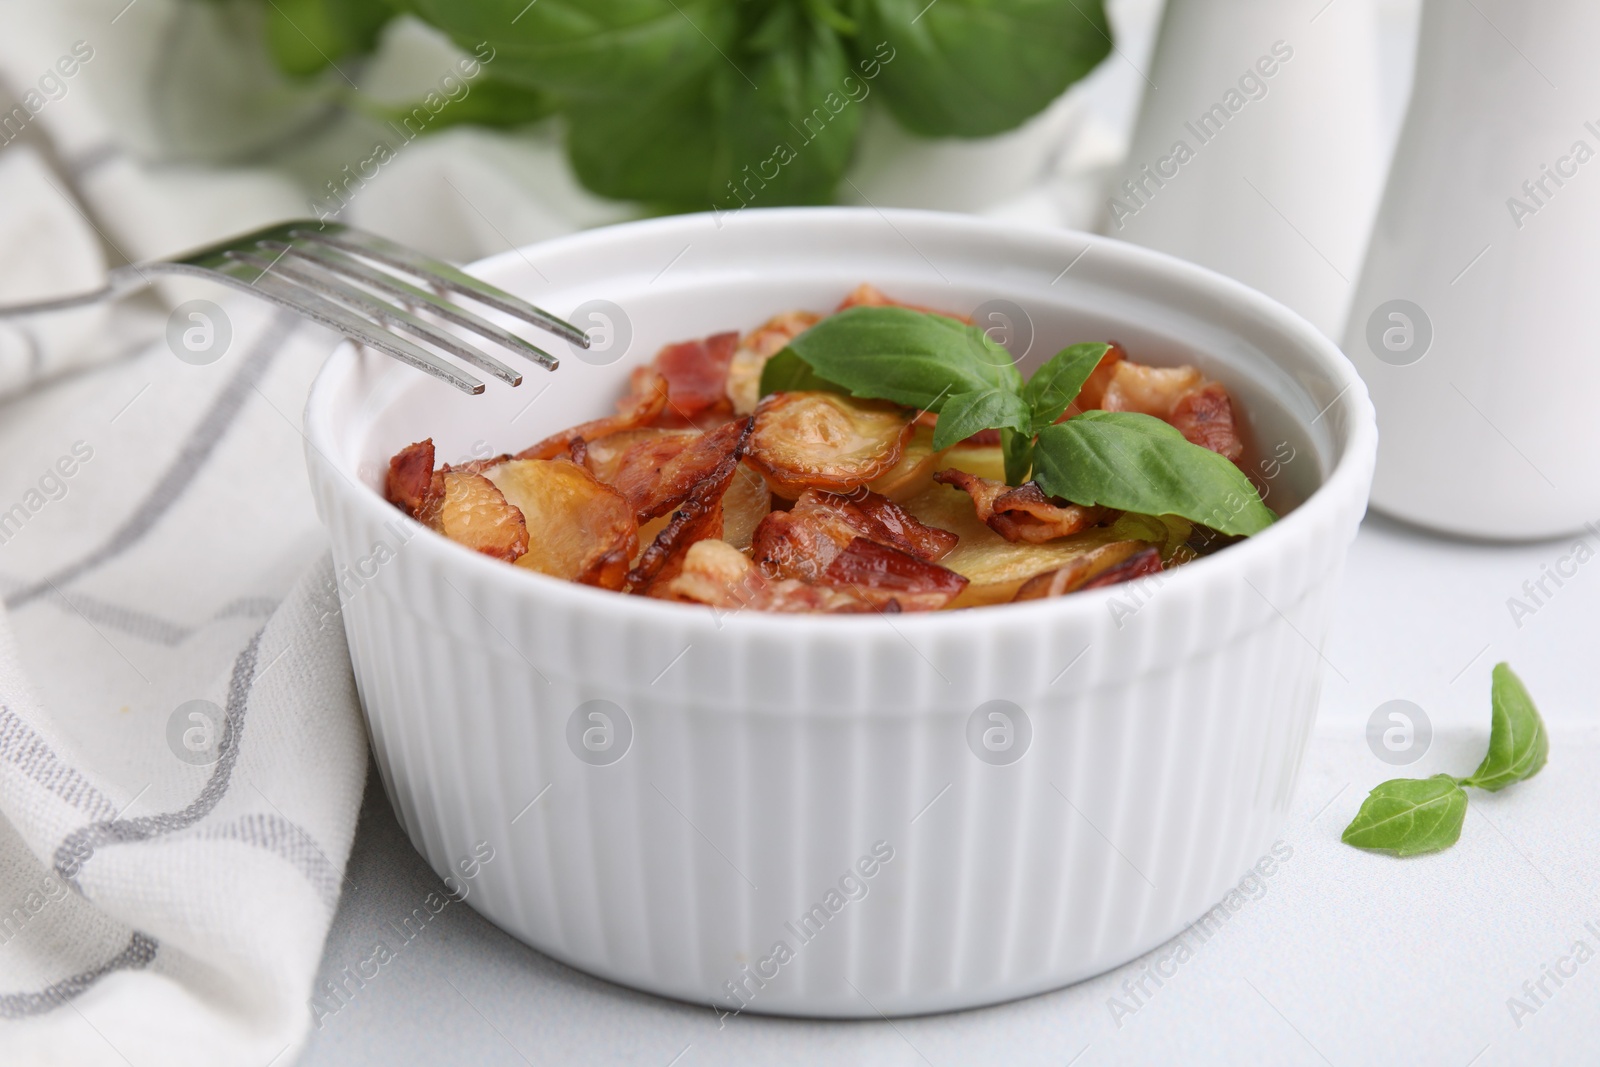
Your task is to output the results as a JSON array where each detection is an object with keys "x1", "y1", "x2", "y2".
[{"x1": 384, "y1": 285, "x2": 1276, "y2": 613}]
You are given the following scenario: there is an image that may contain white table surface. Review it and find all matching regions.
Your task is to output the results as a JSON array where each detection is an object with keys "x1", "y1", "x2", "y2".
[{"x1": 296, "y1": 511, "x2": 1600, "y2": 1067}]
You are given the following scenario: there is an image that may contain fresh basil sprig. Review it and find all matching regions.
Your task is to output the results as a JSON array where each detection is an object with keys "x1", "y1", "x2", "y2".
[
  {"x1": 763, "y1": 305, "x2": 1275, "y2": 537},
  {"x1": 1342, "y1": 663, "x2": 1548, "y2": 857},
  {"x1": 287, "y1": 0, "x2": 1113, "y2": 211}
]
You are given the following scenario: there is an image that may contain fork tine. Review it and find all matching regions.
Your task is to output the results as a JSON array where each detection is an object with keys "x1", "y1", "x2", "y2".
[
  {"x1": 232, "y1": 251, "x2": 524, "y2": 387},
  {"x1": 291, "y1": 224, "x2": 591, "y2": 349},
  {"x1": 275, "y1": 241, "x2": 559, "y2": 371},
  {"x1": 209, "y1": 257, "x2": 484, "y2": 394}
]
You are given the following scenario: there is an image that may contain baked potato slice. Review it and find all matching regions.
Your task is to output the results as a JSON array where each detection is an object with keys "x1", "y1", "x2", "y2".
[
  {"x1": 417, "y1": 468, "x2": 530, "y2": 564},
  {"x1": 484, "y1": 459, "x2": 637, "y2": 589},
  {"x1": 746, "y1": 392, "x2": 914, "y2": 499}
]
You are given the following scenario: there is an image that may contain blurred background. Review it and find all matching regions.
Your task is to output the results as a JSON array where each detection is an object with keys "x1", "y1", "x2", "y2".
[{"x1": 0, "y1": 0, "x2": 1422, "y2": 359}]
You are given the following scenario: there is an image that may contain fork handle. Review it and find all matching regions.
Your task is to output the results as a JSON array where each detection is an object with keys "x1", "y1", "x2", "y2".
[{"x1": 0, "y1": 264, "x2": 151, "y2": 317}]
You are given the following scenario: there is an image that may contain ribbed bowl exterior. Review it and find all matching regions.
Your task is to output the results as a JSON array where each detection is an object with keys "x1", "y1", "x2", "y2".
[{"x1": 304, "y1": 209, "x2": 1376, "y2": 1017}]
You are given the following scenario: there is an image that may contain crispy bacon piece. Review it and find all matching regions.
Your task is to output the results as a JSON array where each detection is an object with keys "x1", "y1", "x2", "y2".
[
  {"x1": 385, "y1": 439, "x2": 435, "y2": 516},
  {"x1": 517, "y1": 369, "x2": 671, "y2": 461},
  {"x1": 1095, "y1": 359, "x2": 1246, "y2": 460},
  {"x1": 934, "y1": 469, "x2": 1105, "y2": 544},
  {"x1": 726, "y1": 310, "x2": 822, "y2": 415},
  {"x1": 1012, "y1": 542, "x2": 1154, "y2": 601},
  {"x1": 836, "y1": 283, "x2": 971, "y2": 324},
  {"x1": 1064, "y1": 342, "x2": 1126, "y2": 417},
  {"x1": 483, "y1": 459, "x2": 637, "y2": 589},
  {"x1": 625, "y1": 417, "x2": 754, "y2": 524},
  {"x1": 844, "y1": 491, "x2": 960, "y2": 560},
  {"x1": 746, "y1": 392, "x2": 914, "y2": 498},
  {"x1": 1099, "y1": 361, "x2": 1205, "y2": 419},
  {"x1": 822, "y1": 537, "x2": 968, "y2": 612},
  {"x1": 749, "y1": 509, "x2": 841, "y2": 583},
  {"x1": 584, "y1": 428, "x2": 698, "y2": 507},
  {"x1": 416, "y1": 469, "x2": 529, "y2": 563},
  {"x1": 664, "y1": 540, "x2": 876, "y2": 614},
  {"x1": 624, "y1": 418, "x2": 753, "y2": 591},
  {"x1": 750, "y1": 488, "x2": 958, "y2": 586},
  {"x1": 652, "y1": 331, "x2": 739, "y2": 426},
  {"x1": 1079, "y1": 545, "x2": 1164, "y2": 589},
  {"x1": 1169, "y1": 381, "x2": 1244, "y2": 461},
  {"x1": 630, "y1": 499, "x2": 724, "y2": 595}
]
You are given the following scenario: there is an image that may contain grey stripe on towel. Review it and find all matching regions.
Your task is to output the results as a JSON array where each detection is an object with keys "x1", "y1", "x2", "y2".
[
  {"x1": 5, "y1": 310, "x2": 299, "y2": 611},
  {"x1": 54, "y1": 627, "x2": 263, "y2": 888},
  {"x1": 0, "y1": 705, "x2": 119, "y2": 822},
  {"x1": 0, "y1": 931, "x2": 157, "y2": 1019}
]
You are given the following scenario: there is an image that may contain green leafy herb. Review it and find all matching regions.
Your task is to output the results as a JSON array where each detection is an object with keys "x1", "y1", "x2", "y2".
[
  {"x1": 931, "y1": 389, "x2": 1032, "y2": 451},
  {"x1": 566, "y1": 5, "x2": 860, "y2": 209},
  {"x1": 1340, "y1": 775, "x2": 1469, "y2": 857},
  {"x1": 767, "y1": 305, "x2": 1276, "y2": 532},
  {"x1": 397, "y1": 0, "x2": 732, "y2": 103},
  {"x1": 764, "y1": 305, "x2": 1020, "y2": 411},
  {"x1": 1000, "y1": 427, "x2": 1034, "y2": 486},
  {"x1": 1343, "y1": 663, "x2": 1548, "y2": 858},
  {"x1": 757, "y1": 349, "x2": 848, "y2": 396},
  {"x1": 1032, "y1": 413, "x2": 1276, "y2": 536},
  {"x1": 1020, "y1": 342, "x2": 1109, "y2": 432},
  {"x1": 265, "y1": 0, "x2": 1111, "y2": 209},
  {"x1": 266, "y1": 0, "x2": 395, "y2": 78},
  {"x1": 859, "y1": 0, "x2": 1113, "y2": 137},
  {"x1": 1461, "y1": 663, "x2": 1549, "y2": 791}
]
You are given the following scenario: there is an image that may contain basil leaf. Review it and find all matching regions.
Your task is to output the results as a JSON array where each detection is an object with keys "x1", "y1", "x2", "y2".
[
  {"x1": 932, "y1": 389, "x2": 1031, "y2": 451},
  {"x1": 1021, "y1": 342, "x2": 1109, "y2": 432},
  {"x1": 565, "y1": 76, "x2": 715, "y2": 207},
  {"x1": 267, "y1": 0, "x2": 394, "y2": 77},
  {"x1": 1341, "y1": 775, "x2": 1469, "y2": 857},
  {"x1": 566, "y1": 6, "x2": 860, "y2": 209},
  {"x1": 758, "y1": 349, "x2": 848, "y2": 397},
  {"x1": 398, "y1": 0, "x2": 732, "y2": 101},
  {"x1": 778, "y1": 305, "x2": 1022, "y2": 412},
  {"x1": 856, "y1": 0, "x2": 1113, "y2": 137},
  {"x1": 1001, "y1": 427, "x2": 1033, "y2": 485},
  {"x1": 1461, "y1": 663, "x2": 1549, "y2": 792},
  {"x1": 1032, "y1": 412, "x2": 1275, "y2": 536},
  {"x1": 377, "y1": 78, "x2": 556, "y2": 132}
]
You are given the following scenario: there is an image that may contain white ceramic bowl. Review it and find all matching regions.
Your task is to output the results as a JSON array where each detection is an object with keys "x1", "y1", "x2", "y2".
[{"x1": 304, "y1": 208, "x2": 1376, "y2": 1018}]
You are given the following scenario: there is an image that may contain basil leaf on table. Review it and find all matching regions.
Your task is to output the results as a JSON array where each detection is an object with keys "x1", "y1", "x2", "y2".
[
  {"x1": 1340, "y1": 775, "x2": 1469, "y2": 857},
  {"x1": 932, "y1": 389, "x2": 1032, "y2": 451},
  {"x1": 1343, "y1": 663, "x2": 1550, "y2": 859},
  {"x1": 1461, "y1": 663, "x2": 1549, "y2": 791},
  {"x1": 1031, "y1": 412, "x2": 1276, "y2": 536},
  {"x1": 1020, "y1": 342, "x2": 1109, "y2": 432},
  {"x1": 397, "y1": 0, "x2": 732, "y2": 101},
  {"x1": 855, "y1": 0, "x2": 1113, "y2": 137},
  {"x1": 774, "y1": 305, "x2": 1021, "y2": 411}
]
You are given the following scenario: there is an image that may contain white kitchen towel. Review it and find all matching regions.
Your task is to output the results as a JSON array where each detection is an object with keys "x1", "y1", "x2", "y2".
[{"x1": 0, "y1": 291, "x2": 372, "y2": 1066}]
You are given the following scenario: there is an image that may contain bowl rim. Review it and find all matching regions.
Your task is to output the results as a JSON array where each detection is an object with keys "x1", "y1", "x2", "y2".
[{"x1": 305, "y1": 206, "x2": 1376, "y2": 635}]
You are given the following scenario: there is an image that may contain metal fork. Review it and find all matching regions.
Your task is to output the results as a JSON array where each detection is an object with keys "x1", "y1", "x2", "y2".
[{"x1": 0, "y1": 220, "x2": 586, "y2": 394}]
